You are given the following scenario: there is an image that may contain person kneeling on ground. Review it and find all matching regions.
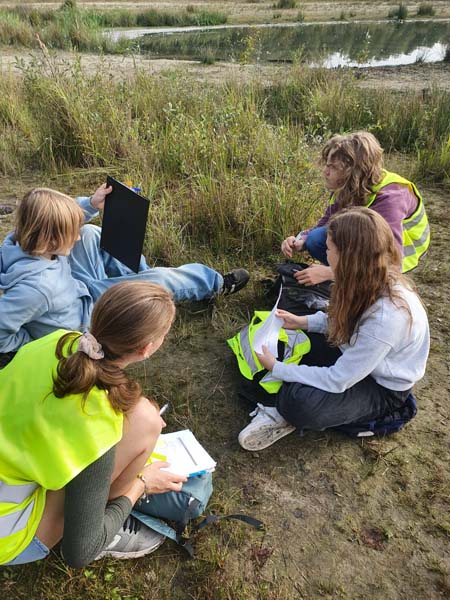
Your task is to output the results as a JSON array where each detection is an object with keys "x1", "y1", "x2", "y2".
[
  {"x1": 281, "y1": 131, "x2": 429, "y2": 286},
  {"x1": 0, "y1": 184, "x2": 249, "y2": 355},
  {"x1": 1, "y1": 281, "x2": 189, "y2": 567},
  {"x1": 238, "y1": 207, "x2": 430, "y2": 451}
]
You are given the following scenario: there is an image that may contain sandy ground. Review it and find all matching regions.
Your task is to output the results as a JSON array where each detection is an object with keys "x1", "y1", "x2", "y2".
[
  {"x1": 2, "y1": 1, "x2": 450, "y2": 25},
  {"x1": 2, "y1": 48, "x2": 450, "y2": 91}
]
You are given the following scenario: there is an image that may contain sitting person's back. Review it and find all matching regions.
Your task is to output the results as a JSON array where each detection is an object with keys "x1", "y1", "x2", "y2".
[
  {"x1": 0, "y1": 189, "x2": 93, "y2": 353},
  {"x1": 0, "y1": 184, "x2": 250, "y2": 355}
]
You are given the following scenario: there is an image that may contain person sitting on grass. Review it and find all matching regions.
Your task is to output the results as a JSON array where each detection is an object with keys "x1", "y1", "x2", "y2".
[
  {"x1": 281, "y1": 131, "x2": 429, "y2": 286},
  {"x1": 0, "y1": 281, "x2": 190, "y2": 567},
  {"x1": 0, "y1": 184, "x2": 249, "y2": 355},
  {"x1": 238, "y1": 207, "x2": 430, "y2": 451}
]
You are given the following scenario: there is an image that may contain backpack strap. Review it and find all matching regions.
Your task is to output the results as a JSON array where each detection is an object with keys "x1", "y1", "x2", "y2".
[
  {"x1": 134, "y1": 504, "x2": 264, "y2": 559},
  {"x1": 175, "y1": 505, "x2": 264, "y2": 557}
]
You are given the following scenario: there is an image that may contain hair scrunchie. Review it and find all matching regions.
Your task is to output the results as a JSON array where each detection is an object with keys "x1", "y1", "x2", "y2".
[{"x1": 77, "y1": 331, "x2": 104, "y2": 360}]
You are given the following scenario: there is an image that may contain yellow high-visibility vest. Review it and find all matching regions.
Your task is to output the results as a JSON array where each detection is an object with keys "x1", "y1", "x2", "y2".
[
  {"x1": 330, "y1": 170, "x2": 430, "y2": 272},
  {"x1": 0, "y1": 330, "x2": 123, "y2": 564},
  {"x1": 227, "y1": 311, "x2": 310, "y2": 393}
]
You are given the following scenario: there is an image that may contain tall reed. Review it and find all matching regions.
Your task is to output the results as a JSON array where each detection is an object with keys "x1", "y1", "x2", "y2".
[
  {"x1": 1, "y1": 57, "x2": 449, "y2": 264},
  {"x1": 0, "y1": 5, "x2": 227, "y2": 51}
]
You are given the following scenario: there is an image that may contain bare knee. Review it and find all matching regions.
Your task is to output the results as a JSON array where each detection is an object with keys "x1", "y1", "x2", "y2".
[
  {"x1": 122, "y1": 397, "x2": 162, "y2": 457},
  {"x1": 110, "y1": 398, "x2": 162, "y2": 491}
]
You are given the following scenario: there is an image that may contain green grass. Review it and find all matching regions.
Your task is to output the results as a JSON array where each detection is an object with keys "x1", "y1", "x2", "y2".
[
  {"x1": 388, "y1": 2, "x2": 409, "y2": 20},
  {"x1": 417, "y1": 3, "x2": 436, "y2": 17},
  {"x1": 1, "y1": 57, "x2": 449, "y2": 266},
  {"x1": 1, "y1": 36, "x2": 450, "y2": 598},
  {"x1": 0, "y1": 3, "x2": 227, "y2": 52}
]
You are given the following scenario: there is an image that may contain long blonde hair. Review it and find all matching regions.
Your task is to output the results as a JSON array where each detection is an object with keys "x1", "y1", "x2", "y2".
[
  {"x1": 53, "y1": 281, "x2": 176, "y2": 412},
  {"x1": 16, "y1": 188, "x2": 84, "y2": 255},
  {"x1": 327, "y1": 207, "x2": 412, "y2": 346},
  {"x1": 321, "y1": 131, "x2": 384, "y2": 208}
]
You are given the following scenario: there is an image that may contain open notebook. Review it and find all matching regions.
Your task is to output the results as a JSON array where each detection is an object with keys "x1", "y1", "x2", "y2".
[{"x1": 146, "y1": 430, "x2": 216, "y2": 478}]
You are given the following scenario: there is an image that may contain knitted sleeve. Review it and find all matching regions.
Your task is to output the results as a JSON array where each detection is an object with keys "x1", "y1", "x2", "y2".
[{"x1": 61, "y1": 446, "x2": 132, "y2": 568}]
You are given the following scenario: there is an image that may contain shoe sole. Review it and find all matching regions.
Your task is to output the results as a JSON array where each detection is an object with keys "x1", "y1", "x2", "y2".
[
  {"x1": 95, "y1": 536, "x2": 165, "y2": 561},
  {"x1": 238, "y1": 424, "x2": 296, "y2": 451}
]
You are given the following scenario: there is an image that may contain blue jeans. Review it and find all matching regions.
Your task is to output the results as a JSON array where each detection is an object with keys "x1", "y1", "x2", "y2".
[
  {"x1": 304, "y1": 226, "x2": 328, "y2": 265},
  {"x1": 3, "y1": 536, "x2": 49, "y2": 566},
  {"x1": 69, "y1": 225, "x2": 224, "y2": 302}
]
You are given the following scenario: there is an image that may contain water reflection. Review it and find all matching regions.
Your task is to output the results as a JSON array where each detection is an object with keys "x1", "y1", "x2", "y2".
[
  {"x1": 322, "y1": 42, "x2": 447, "y2": 67},
  {"x1": 112, "y1": 20, "x2": 450, "y2": 67}
]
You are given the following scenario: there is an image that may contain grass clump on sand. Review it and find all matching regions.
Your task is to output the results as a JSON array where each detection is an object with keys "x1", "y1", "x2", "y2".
[
  {"x1": 388, "y1": 2, "x2": 408, "y2": 20},
  {"x1": 274, "y1": 0, "x2": 297, "y2": 9},
  {"x1": 417, "y1": 3, "x2": 436, "y2": 17},
  {"x1": 1, "y1": 56, "x2": 450, "y2": 265},
  {"x1": 0, "y1": 2, "x2": 227, "y2": 52}
]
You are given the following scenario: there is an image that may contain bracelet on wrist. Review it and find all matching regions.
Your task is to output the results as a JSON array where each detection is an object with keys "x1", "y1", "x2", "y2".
[{"x1": 137, "y1": 473, "x2": 150, "y2": 503}]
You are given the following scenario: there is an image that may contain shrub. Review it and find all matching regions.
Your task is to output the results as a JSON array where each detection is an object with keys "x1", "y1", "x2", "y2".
[
  {"x1": 417, "y1": 3, "x2": 435, "y2": 16},
  {"x1": 61, "y1": 0, "x2": 77, "y2": 9},
  {"x1": 388, "y1": 3, "x2": 408, "y2": 20},
  {"x1": 200, "y1": 48, "x2": 216, "y2": 64},
  {"x1": 274, "y1": 0, "x2": 297, "y2": 9}
]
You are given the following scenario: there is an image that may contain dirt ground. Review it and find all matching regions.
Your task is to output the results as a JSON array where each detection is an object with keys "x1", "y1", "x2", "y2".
[
  {"x1": 0, "y1": 166, "x2": 449, "y2": 598},
  {"x1": 2, "y1": 48, "x2": 450, "y2": 92},
  {"x1": 1, "y1": 23, "x2": 450, "y2": 598}
]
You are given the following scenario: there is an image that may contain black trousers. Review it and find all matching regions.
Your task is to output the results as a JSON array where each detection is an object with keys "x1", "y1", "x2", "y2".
[{"x1": 276, "y1": 333, "x2": 411, "y2": 431}]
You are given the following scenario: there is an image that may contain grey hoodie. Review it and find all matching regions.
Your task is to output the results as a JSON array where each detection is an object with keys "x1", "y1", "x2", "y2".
[{"x1": 0, "y1": 197, "x2": 96, "y2": 353}]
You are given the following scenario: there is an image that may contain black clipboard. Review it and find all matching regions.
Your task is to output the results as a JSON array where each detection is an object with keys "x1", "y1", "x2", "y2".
[{"x1": 100, "y1": 176, "x2": 150, "y2": 273}]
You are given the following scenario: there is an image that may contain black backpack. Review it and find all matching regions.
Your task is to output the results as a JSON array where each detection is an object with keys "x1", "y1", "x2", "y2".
[{"x1": 264, "y1": 263, "x2": 332, "y2": 316}]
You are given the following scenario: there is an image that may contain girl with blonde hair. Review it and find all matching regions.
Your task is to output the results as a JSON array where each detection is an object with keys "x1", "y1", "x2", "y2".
[
  {"x1": 281, "y1": 131, "x2": 429, "y2": 285},
  {"x1": 239, "y1": 208, "x2": 430, "y2": 451},
  {"x1": 0, "y1": 281, "x2": 188, "y2": 567},
  {"x1": 0, "y1": 183, "x2": 249, "y2": 356}
]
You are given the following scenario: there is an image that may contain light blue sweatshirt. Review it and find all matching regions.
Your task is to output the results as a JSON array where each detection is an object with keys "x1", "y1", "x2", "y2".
[
  {"x1": 0, "y1": 197, "x2": 97, "y2": 353},
  {"x1": 272, "y1": 286, "x2": 430, "y2": 393}
]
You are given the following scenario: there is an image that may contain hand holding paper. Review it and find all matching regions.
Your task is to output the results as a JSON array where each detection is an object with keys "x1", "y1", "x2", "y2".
[
  {"x1": 142, "y1": 461, "x2": 187, "y2": 494},
  {"x1": 276, "y1": 309, "x2": 308, "y2": 331},
  {"x1": 256, "y1": 344, "x2": 277, "y2": 371},
  {"x1": 252, "y1": 286, "x2": 283, "y2": 356}
]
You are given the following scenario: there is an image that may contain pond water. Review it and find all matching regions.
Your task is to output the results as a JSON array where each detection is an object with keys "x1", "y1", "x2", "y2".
[{"x1": 108, "y1": 19, "x2": 450, "y2": 67}]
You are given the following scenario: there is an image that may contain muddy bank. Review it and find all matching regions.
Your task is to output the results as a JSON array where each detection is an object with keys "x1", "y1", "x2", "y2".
[{"x1": 2, "y1": 48, "x2": 450, "y2": 91}]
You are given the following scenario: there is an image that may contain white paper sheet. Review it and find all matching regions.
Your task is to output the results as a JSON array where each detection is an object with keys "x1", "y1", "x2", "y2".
[
  {"x1": 148, "y1": 430, "x2": 216, "y2": 478},
  {"x1": 252, "y1": 286, "x2": 283, "y2": 356}
]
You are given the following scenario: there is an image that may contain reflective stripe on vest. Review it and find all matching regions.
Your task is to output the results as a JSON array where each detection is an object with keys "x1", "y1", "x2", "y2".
[
  {"x1": 0, "y1": 479, "x2": 43, "y2": 564},
  {"x1": 259, "y1": 329, "x2": 310, "y2": 392},
  {"x1": 0, "y1": 481, "x2": 35, "y2": 539},
  {"x1": 227, "y1": 311, "x2": 310, "y2": 393},
  {"x1": 0, "y1": 329, "x2": 123, "y2": 564},
  {"x1": 368, "y1": 171, "x2": 429, "y2": 272},
  {"x1": 330, "y1": 170, "x2": 429, "y2": 273},
  {"x1": 0, "y1": 480, "x2": 37, "y2": 504}
]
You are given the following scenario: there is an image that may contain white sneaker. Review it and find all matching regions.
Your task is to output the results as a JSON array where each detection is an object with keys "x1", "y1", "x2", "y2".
[
  {"x1": 238, "y1": 404, "x2": 296, "y2": 451},
  {"x1": 95, "y1": 515, "x2": 165, "y2": 560}
]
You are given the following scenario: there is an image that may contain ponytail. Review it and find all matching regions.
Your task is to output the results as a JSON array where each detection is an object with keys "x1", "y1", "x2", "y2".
[{"x1": 52, "y1": 282, "x2": 176, "y2": 413}]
